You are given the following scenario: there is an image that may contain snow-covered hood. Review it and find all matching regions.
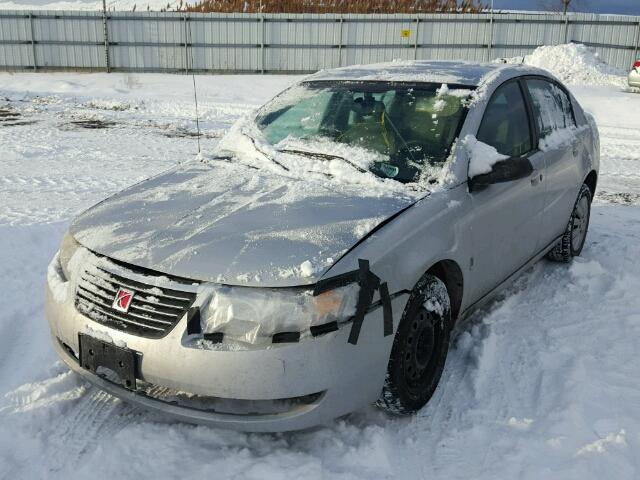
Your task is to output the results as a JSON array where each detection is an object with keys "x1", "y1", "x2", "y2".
[{"x1": 70, "y1": 161, "x2": 419, "y2": 287}]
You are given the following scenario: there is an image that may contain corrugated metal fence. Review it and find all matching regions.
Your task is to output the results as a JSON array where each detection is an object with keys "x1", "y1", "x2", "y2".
[{"x1": 0, "y1": 11, "x2": 638, "y2": 73}]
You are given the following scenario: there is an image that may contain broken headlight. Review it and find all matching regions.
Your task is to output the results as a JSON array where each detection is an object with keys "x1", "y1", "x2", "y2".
[{"x1": 200, "y1": 284, "x2": 360, "y2": 344}]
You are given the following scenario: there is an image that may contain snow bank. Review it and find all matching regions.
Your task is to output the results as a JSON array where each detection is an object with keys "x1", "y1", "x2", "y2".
[{"x1": 505, "y1": 43, "x2": 627, "y2": 87}]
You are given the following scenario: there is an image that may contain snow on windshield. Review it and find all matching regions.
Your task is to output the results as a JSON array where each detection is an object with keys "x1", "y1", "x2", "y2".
[
  {"x1": 215, "y1": 81, "x2": 470, "y2": 189},
  {"x1": 214, "y1": 112, "x2": 416, "y2": 196}
]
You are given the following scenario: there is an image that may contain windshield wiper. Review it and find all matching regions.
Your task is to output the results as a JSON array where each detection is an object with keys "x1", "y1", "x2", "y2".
[
  {"x1": 277, "y1": 148, "x2": 367, "y2": 173},
  {"x1": 206, "y1": 152, "x2": 259, "y2": 170},
  {"x1": 241, "y1": 130, "x2": 290, "y2": 172}
]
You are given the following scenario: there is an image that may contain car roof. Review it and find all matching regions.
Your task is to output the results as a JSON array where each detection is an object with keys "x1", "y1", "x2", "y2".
[{"x1": 307, "y1": 60, "x2": 548, "y2": 87}]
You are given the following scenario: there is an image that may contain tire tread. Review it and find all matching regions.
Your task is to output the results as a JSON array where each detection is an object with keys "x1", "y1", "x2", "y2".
[{"x1": 546, "y1": 184, "x2": 592, "y2": 263}]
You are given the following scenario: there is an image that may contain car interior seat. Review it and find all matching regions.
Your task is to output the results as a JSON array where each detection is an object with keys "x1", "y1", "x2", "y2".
[
  {"x1": 339, "y1": 94, "x2": 395, "y2": 155},
  {"x1": 394, "y1": 95, "x2": 462, "y2": 162}
]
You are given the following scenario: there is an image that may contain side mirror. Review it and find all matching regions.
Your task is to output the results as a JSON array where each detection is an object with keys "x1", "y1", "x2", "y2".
[{"x1": 469, "y1": 157, "x2": 534, "y2": 192}]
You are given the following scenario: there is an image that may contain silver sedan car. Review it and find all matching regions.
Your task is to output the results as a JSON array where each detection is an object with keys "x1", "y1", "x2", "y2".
[{"x1": 46, "y1": 61, "x2": 599, "y2": 432}]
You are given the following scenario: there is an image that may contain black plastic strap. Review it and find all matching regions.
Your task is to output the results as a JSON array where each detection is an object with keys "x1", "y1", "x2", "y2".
[
  {"x1": 186, "y1": 307, "x2": 201, "y2": 335},
  {"x1": 348, "y1": 259, "x2": 378, "y2": 344},
  {"x1": 313, "y1": 269, "x2": 360, "y2": 295},
  {"x1": 379, "y1": 282, "x2": 393, "y2": 337},
  {"x1": 273, "y1": 331, "x2": 301, "y2": 343},
  {"x1": 203, "y1": 332, "x2": 223, "y2": 343},
  {"x1": 314, "y1": 258, "x2": 395, "y2": 345},
  {"x1": 310, "y1": 321, "x2": 339, "y2": 337}
]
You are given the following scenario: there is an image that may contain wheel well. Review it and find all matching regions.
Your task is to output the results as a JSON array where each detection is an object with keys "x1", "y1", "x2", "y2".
[
  {"x1": 426, "y1": 260, "x2": 464, "y2": 322},
  {"x1": 584, "y1": 170, "x2": 597, "y2": 200}
]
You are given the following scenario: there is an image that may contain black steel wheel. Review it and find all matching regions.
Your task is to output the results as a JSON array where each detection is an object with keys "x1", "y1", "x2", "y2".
[{"x1": 376, "y1": 275, "x2": 451, "y2": 415}]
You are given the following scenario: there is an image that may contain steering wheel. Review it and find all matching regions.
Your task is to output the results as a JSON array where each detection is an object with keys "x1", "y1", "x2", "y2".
[{"x1": 375, "y1": 141, "x2": 427, "y2": 181}]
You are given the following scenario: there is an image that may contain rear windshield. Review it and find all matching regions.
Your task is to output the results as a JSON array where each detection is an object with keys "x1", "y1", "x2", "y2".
[{"x1": 255, "y1": 80, "x2": 471, "y2": 183}]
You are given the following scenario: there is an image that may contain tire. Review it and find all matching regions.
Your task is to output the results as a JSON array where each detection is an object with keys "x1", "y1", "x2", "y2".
[
  {"x1": 547, "y1": 184, "x2": 592, "y2": 263},
  {"x1": 376, "y1": 274, "x2": 451, "y2": 415}
]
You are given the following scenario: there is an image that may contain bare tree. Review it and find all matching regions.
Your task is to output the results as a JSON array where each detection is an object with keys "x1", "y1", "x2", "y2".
[
  {"x1": 179, "y1": 0, "x2": 486, "y2": 14},
  {"x1": 539, "y1": 0, "x2": 588, "y2": 14}
]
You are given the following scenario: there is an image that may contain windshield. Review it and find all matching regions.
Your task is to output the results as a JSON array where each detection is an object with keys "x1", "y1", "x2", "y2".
[{"x1": 255, "y1": 80, "x2": 471, "y2": 183}]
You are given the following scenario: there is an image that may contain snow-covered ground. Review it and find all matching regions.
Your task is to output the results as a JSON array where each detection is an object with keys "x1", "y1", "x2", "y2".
[{"x1": 2, "y1": 46, "x2": 640, "y2": 478}]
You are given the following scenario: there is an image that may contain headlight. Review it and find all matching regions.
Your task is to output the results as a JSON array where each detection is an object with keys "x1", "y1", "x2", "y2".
[
  {"x1": 58, "y1": 232, "x2": 81, "y2": 280},
  {"x1": 201, "y1": 284, "x2": 360, "y2": 345}
]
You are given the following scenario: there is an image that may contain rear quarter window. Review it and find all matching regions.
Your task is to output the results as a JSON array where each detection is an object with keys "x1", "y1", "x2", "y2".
[{"x1": 525, "y1": 78, "x2": 576, "y2": 138}]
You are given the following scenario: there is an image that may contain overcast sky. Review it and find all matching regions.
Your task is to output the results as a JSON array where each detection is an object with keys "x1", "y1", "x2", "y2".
[{"x1": 492, "y1": 0, "x2": 640, "y2": 15}]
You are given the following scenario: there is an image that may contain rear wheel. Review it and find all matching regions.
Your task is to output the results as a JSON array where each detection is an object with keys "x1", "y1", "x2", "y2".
[
  {"x1": 376, "y1": 275, "x2": 451, "y2": 415},
  {"x1": 547, "y1": 184, "x2": 592, "y2": 263}
]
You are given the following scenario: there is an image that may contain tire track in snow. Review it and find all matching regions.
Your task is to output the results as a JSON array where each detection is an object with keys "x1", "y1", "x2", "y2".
[
  {"x1": 1, "y1": 373, "x2": 140, "y2": 474},
  {"x1": 0, "y1": 174, "x2": 122, "y2": 191},
  {"x1": 44, "y1": 388, "x2": 140, "y2": 472}
]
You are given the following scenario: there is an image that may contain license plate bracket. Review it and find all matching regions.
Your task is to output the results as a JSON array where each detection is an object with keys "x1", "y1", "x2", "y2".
[{"x1": 78, "y1": 333, "x2": 138, "y2": 390}]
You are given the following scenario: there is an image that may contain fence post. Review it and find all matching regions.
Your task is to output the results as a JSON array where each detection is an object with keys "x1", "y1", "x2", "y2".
[
  {"x1": 101, "y1": 0, "x2": 110, "y2": 73},
  {"x1": 338, "y1": 16, "x2": 343, "y2": 67},
  {"x1": 183, "y1": 15, "x2": 189, "y2": 74},
  {"x1": 487, "y1": 11, "x2": 494, "y2": 61},
  {"x1": 414, "y1": 17, "x2": 419, "y2": 60},
  {"x1": 28, "y1": 13, "x2": 37, "y2": 71},
  {"x1": 563, "y1": 13, "x2": 569, "y2": 44},
  {"x1": 634, "y1": 20, "x2": 640, "y2": 64},
  {"x1": 260, "y1": 14, "x2": 265, "y2": 74}
]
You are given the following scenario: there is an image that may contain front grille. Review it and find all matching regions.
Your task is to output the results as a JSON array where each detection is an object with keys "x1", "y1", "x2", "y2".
[{"x1": 75, "y1": 260, "x2": 197, "y2": 339}]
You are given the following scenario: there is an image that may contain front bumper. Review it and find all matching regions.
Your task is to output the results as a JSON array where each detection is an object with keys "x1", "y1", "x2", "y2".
[{"x1": 46, "y1": 282, "x2": 406, "y2": 432}]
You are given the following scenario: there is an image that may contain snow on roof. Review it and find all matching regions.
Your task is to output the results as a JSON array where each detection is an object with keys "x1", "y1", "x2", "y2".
[{"x1": 308, "y1": 60, "x2": 530, "y2": 87}]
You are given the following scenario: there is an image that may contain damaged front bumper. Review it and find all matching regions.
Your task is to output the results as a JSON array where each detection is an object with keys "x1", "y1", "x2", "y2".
[{"x1": 46, "y1": 278, "x2": 407, "y2": 432}]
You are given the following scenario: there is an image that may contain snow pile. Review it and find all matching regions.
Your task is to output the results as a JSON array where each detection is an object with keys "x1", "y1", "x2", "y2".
[
  {"x1": 461, "y1": 134, "x2": 508, "y2": 177},
  {"x1": 512, "y1": 43, "x2": 627, "y2": 87}
]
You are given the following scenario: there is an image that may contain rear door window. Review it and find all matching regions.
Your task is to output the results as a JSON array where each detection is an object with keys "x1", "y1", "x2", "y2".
[
  {"x1": 525, "y1": 78, "x2": 576, "y2": 138},
  {"x1": 477, "y1": 81, "x2": 533, "y2": 157}
]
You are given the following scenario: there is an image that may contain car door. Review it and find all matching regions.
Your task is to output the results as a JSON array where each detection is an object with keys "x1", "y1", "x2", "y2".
[
  {"x1": 523, "y1": 77, "x2": 583, "y2": 246},
  {"x1": 467, "y1": 79, "x2": 547, "y2": 298}
]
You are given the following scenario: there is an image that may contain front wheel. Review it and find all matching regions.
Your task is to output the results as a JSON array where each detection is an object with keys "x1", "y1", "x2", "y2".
[
  {"x1": 547, "y1": 184, "x2": 592, "y2": 263},
  {"x1": 376, "y1": 275, "x2": 451, "y2": 415}
]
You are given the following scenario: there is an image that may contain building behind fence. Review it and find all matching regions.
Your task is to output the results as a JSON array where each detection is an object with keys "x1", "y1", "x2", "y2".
[{"x1": 0, "y1": 11, "x2": 638, "y2": 73}]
